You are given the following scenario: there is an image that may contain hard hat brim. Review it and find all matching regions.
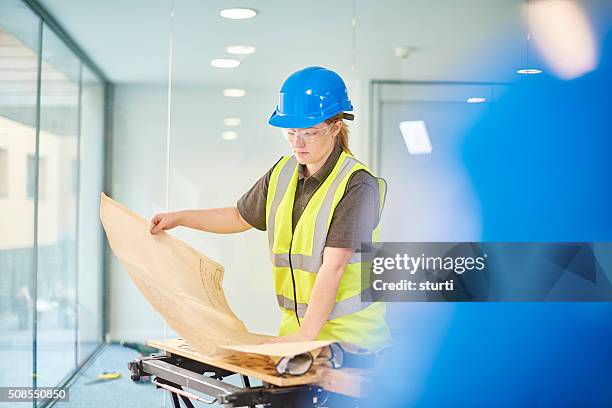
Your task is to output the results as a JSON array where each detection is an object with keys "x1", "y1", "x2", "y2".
[
  {"x1": 268, "y1": 104, "x2": 354, "y2": 129},
  {"x1": 268, "y1": 112, "x2": 329, "y2": 128}
]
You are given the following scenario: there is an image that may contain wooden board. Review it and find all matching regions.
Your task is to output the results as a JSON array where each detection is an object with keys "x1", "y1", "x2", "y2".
[
  {"x1": 148, "y1": 338, "x2": 319, "y2": 387},
  {"x1": 316, "y1": 366, "x2": 375, "y2": 398},
  {"x1": 148, "y1": 338, "x2": 375, "y2": 397}
]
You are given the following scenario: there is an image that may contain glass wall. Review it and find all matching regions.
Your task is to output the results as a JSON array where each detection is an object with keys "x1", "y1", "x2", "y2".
[
  {"x1": 0, "y1": 0, "x2": 40, "y2": 391},
  {"x1": 0, "y1": 0, "x2": 106, "y2": 403},
  {"x1": 371, "y1": 82, "x2": 508, "y2": 242},
  {"x1": 36, "y1": 23, "x2": 80, "y2": 389},
  {"x1": 77, "y1": 65, "x2": 105, "y2": 364},
  {"x1": 163, "y1": 0, "x2": 358, "y2": 336}
]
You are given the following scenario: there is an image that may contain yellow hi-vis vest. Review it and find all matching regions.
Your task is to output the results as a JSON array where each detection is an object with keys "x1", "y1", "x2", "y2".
[{"x1": 265, "y1": 150, "x2": 391, "y2": 351}]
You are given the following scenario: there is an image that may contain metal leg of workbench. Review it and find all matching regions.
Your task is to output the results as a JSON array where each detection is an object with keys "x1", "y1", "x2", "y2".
[
  {"x1": 240, "y1": 375, "x2": 251, "y2": 388},
  {"x1": 154, "y1": 375, "x2": 199, "y2": 408},
  {"x1": 163, "y1": 383, "x2": 197, "y2": 408},
  {"x1": 169, "y1": 390, "x2": 181, "y2": 408},
  {"x1": 239, "y1": 375, "x2": 256, "y2": 408},
  {"x1": 179, "y1": 393, "x2": 196, "y2": 408}
]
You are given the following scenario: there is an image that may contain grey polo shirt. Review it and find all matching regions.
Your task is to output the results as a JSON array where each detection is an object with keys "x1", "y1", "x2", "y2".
[{"x1": 237, "y1": 141, "x2": 381, "y2": 249}]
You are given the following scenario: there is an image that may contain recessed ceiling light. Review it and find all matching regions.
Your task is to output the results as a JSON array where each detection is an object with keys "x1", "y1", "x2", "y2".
[
  {"x1": 399, "y1": 121, "x2": 432, "y2": 155},
  {"x1": 211, "y1": 58, "x2": 240, "y2": 68},
  {"x1": 226, "y1": 45, "x2": 256, "y2": 55},
  {"x1": 223, "y1": 117, "x2": 242, "y2": 126},
  {"x1": 220, "y1": 8, "x2": 257, "y2": 20},
  {"x1": 517, "y1": 68, "x2": 543, "y2": 75},
  {"x1": 222, "y1": 131, "x2": 238, "y2": 140},
  {"x1": 223, "y1": 88, "x2": 246, "y2": 97},
  {"x1": 467, "y1": 97, "x2": 487, "y2": 104}
]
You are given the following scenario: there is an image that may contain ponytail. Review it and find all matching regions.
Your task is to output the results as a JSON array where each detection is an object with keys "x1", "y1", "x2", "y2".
[{"x1": 326, "y1": 113, "x2": 352, "y2": 155}]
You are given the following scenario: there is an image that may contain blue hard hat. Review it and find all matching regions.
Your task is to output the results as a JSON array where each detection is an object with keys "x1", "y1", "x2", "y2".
[{"x1": 269, "y1": 66, "x2": 354, "y2": 128}]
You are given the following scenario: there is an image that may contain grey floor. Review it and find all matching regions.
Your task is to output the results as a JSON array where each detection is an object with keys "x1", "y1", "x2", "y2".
[
  {"x1": 61, "y1": 344, "x2": 257, "y2": 408},
  {"x1": 61, "y1": 344, "x2": 162, "y2": 407},
  {"x1": 0, "y1": 335, "x2": 261, "y2": 408}
]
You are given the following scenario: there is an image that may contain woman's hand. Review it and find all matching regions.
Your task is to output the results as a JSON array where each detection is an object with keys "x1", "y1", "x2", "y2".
[{"x1": 150, "y1": 211, "x2": 183, "y2": 234}]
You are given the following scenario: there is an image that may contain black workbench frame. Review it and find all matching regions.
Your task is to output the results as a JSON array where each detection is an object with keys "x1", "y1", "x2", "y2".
[{"x1": 128, "y1": 353, "x2": 358, "y2": 408}]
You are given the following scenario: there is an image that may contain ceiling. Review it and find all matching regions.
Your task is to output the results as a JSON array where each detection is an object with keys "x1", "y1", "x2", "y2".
[{"x1": 37, "y1": 0, "x2": 528, "y2": 86}]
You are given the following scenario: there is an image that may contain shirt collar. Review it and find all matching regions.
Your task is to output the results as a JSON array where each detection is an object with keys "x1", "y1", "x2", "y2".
[{"x1": 297, "y1": 140, "x2": 343, "y2": 182}]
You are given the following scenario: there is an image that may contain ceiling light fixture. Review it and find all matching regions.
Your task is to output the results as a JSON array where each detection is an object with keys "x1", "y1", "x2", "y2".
[
  {"x1": 399, "y1": 121, "x2": 432, "y2": 155},
  {"x1": 226, "y1": 45, "x2": 256, "y2": 55},
  {"x1": 211, "y1": 58, "x2": 240, "y2": 68},
  {"x1": 223, "y1": 117, "x2": 241, "y2": 126},
  {"x1": 223, "y1": 88, "x2": 246, "y2": 97},
  {"x1": 517, "y1": 68, "x2": 543, "y2": 74},
  {"x1": 467, "y1": 97, "x2": 487, "y2": 104},
  {"x1": 220, "y1": 8, "x2": 257, "y2": 20},
  {"x1": 222, "y1": 131, "x2": 238, "y2": 140}
]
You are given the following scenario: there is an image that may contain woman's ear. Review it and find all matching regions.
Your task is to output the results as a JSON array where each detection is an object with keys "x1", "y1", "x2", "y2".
[{"x1": 332, "y1": 120, "x2": 342, "y2": 137}]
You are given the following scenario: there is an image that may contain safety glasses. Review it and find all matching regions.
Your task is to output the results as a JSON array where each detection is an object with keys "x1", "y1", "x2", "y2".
[
  {"x1": 274, "y1": 343, "x2": 346, "y2": 376},
  {"x1": 275, "y1": 352, "x2": 314, "y2": 376},
  {"x1": 282, "y1": 124, "x2": 333, "y2": 143},
  {"x1": 315, "y1": 342, "x2": 344, "y2": 369}
]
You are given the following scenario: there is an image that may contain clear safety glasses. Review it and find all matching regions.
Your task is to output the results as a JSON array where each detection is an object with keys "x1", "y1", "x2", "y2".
[
  {"x1": 282, "y1": 124, "x2": 333, "y2": 143},
  {"x1": 274, "y1": 343, "x2": 345, "y2": 376},
  {"x1": 275, "y1": 352, "x2": 314, "y2": 376}
]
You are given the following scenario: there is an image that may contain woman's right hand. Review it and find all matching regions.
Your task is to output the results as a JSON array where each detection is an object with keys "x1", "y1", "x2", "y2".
[{"x1": 149, "y1": 211, "x2": 183, "y2": 235}]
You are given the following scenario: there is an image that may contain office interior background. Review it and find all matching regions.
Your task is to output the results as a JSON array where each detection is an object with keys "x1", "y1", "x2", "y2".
[{"x1": 1, "y1": 0, "x2": 611, "y2": 406}]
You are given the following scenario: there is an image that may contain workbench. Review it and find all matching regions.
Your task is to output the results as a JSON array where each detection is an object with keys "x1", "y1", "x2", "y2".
[{"x1": 127, "y1": 338, "x2": 375, "y2": 407}]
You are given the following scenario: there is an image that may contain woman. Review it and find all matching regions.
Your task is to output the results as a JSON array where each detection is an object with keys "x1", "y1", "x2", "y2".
[{"x1": 150, "y1": 66, "x2": 390, "y2": 351}]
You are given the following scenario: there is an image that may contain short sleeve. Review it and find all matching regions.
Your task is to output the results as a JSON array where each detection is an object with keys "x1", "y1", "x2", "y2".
[
  {"x1": 236, "y1": 157, "x2": 282, "y2": 231},
  {"x1": 325, "y1": 170, "x2": 381, "y2": 250}
]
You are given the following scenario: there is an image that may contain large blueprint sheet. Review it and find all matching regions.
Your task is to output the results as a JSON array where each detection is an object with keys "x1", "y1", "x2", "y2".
[{"x1": 99, "y1": 193, "x2": 331, "y2": 358}]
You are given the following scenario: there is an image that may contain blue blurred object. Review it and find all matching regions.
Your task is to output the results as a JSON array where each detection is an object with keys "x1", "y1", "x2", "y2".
[
  {"x1": 461, "y1": 34, "x2": 612, "y2": 242},
  {"x1": 372, "y1": 303, "x2": 612, "y2": 407},
  {"x1": 268, "y1": 66, "x2": 353, "y2": 128},
  {"x1": 372, "y1": 11, "x2": 612, "y2": 408}
]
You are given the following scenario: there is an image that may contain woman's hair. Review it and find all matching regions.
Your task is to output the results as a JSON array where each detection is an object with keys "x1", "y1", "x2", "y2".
[{"x1": 325, "y1": 113, "x2": 352, "y2": 154}]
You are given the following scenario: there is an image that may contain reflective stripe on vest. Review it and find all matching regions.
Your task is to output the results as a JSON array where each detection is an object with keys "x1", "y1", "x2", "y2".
[
  {"x1": 267, "y1": 155, "x2": 297, "y2": 249},
  {"x1": 270, "y1": 251, "x2": 365, "y2": 272},
  {"x1": 266, "y1": 152, "x2": 384, "y2": 321},
  {"x1": 276, "y1": 285, "x2": 383, "y2": 320}
]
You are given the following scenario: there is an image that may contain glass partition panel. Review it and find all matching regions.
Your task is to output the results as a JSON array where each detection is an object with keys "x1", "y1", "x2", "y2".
[
  {"x1": 77, "y1": 65, "x2": 104, "y2": 364},
  {"x1": 36, "y1": 23, "x2": 80, "y2": 388},
  {"x1": 167, "y1": 0, "x2": 356, "y2": 339},
  {"x1": 0, "y1": 0, "x2": 40, "y2": 390}
]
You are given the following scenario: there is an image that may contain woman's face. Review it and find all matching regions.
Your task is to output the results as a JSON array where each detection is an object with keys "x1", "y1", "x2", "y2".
[{"x1": 284, "y1": 121, "x2": 340, "y2": 165}]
